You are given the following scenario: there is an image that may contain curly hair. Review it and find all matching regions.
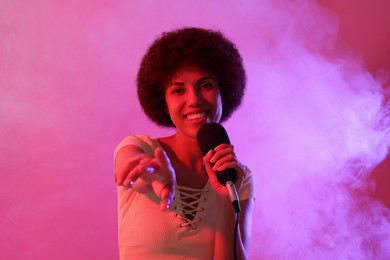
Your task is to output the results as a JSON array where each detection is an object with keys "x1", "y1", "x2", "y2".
[{"x1": 136, "y1": 27, "x2": 247, "y2": 127}]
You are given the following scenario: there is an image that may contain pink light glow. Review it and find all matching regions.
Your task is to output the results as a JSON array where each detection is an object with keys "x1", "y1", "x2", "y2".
[{"x1": 1, "y1": 0, "x2": 389, "y2": 259}]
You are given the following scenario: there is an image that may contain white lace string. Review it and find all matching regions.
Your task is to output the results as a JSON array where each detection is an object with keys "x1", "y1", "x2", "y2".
[{"x1": 174, "y1": 185, "x2": 209, "y2": 229}]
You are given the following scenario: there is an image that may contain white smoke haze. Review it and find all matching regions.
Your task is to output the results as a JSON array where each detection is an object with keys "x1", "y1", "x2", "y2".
[
  {"x1": 226, "y1": 0, "x2": 390, "y2": 258},
  {"x1": 1, "y1": 0, "x2": 389, "y2": 259}
]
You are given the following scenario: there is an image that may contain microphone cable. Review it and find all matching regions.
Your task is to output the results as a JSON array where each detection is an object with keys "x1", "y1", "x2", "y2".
[{"x1": 233, "y1": 211, "x2": 240, "y2": 260}]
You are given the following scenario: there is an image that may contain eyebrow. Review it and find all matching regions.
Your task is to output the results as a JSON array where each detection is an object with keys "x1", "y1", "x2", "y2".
[{"x1": 167, "y1": 76, "x2": 215, "y2": 88}]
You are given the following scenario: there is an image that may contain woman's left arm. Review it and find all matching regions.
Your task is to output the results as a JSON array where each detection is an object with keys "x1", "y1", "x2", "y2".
[
  {"x1": 213, "y1": 193, "x2": 254, "y2": 260},
  {"x1": 203, "y1": 145, "x2": 255, "y2": 259},
  {"x1": 239, "y1": 198, "x2": 255, "y2": 253}
]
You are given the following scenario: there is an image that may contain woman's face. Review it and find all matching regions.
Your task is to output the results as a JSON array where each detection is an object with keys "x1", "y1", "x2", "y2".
[{"x1": 165, "y1": 66, "x2": 223, "y2": 138}]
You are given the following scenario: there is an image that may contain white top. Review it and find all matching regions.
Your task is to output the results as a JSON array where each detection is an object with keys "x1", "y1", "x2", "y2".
[{"x1": 114, "y1": 135, "x2": 255, "y2": 259}]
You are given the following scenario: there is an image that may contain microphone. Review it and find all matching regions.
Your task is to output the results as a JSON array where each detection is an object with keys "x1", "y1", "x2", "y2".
[{"x1": 197, "y1": 123, "x2": 241, "y2": 212}]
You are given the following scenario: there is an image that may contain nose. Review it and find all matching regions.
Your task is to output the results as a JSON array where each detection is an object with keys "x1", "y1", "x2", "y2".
[{"x1": 187, "y1": 88, "x2": 203, "y2": 106}]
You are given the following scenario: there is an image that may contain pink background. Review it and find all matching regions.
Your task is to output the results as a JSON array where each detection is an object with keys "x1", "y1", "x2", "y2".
[{"x1": 1, "y1": 0, "x2": 389, "y2": 259}]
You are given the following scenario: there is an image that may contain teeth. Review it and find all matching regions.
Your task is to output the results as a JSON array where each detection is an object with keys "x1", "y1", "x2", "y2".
[{"x1": 186, "y1": 113, "x2": 206, "y2": 120}]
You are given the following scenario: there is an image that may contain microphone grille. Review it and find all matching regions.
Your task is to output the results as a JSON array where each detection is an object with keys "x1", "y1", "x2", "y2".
[{"x1": 196, "y1": 123, "x2": 231, "y2": 155}]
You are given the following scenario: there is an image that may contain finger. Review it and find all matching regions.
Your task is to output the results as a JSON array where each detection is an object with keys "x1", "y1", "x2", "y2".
[
  {"x1": 150, "y1": 175, "x2": 175, "y2": 211},
  {"x1": 139, "y1": 158, "x2": 160, "y2": 172},
  {"x1": 123, "y1": 161, "x2": 157, "y2": 186},
  {"x1": 213, "y1": 143, "x2": 233, "y2": 152},
  {"x1": 154, "y1": 147, "x2": 170, "y2": 169},
  {"x1": 203, "y1": 149, "x2": 213, "y2": 165},
  {"x1": 116, "y1": 154, "x2": 153, "y2": 185},
  {"x1": 210, "y1": 147, "x2": 234, "y2": 164},
  {"x1": 116, "y1": 160, "x2": 138, "y2": 185},
  {"x1": 211, "y1": 154, "x2": 236, "y2": 170},
  {"x1": 212, "y1": 160, "x2": 237, "y2": 172},
  {"x1": 159, "y1": 185, "x2": 175, "y2": 211},
  {"x1": 123, "y1": 169, "x2": 137, "y2": 187},
  {"x1": 203, "y1": 150, "x2": 219, "y2": 182}
]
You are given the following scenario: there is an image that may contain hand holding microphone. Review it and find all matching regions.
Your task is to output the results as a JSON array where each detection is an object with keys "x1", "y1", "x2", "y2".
[{"x1": 197, "y1": 123, "x2": 245, "y2": 213}]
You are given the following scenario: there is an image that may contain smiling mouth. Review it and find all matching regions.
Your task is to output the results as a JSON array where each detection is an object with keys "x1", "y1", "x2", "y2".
[{"x1": 185, "y1": 113, "x2": 207, "y2": 120}]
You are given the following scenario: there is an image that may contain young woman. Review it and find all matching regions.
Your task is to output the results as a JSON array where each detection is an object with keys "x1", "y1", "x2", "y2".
[{"x1": 114, "y1": 27, "x2": 255, "y2": 259}]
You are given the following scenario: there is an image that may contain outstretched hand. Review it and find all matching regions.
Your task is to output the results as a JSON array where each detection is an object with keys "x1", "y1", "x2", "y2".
[{"x1": 116, "y1": 147, "x2": 176, "y2": 211}]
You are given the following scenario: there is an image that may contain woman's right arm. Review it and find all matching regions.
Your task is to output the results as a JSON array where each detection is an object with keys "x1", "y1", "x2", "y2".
[
  {"x1": 115, "y1": 145, "x2": 154, "y2": 193},
  {"x1": 115, "y1": 145, "x2": 176, "y2": 210}
]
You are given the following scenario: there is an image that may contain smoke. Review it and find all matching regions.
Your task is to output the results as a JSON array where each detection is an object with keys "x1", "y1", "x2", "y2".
[
  {"x1": 227, "y1": 0, "x2": 390, "y2": 258},
  {"x1": 0, "y1": 0, "x2": 389, "y2": 259}
]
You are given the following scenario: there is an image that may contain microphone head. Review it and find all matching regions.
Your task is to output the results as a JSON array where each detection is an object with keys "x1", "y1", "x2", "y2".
[{"x1": 197, "y1": 123, "x2": 231, "y2": 155}]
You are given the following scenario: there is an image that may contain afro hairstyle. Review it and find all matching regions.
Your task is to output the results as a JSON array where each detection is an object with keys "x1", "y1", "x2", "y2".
[{"x1": 136, "y1": 27, "x2": 247, "y2": 127}]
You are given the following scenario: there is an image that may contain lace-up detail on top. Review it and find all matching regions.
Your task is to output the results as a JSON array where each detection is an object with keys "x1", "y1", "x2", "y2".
[{"x1": 174, "y1": 185, "x2": 209, "y2": 230}]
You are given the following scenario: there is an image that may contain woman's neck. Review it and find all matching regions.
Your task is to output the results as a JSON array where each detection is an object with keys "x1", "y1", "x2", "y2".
[{"x1": 160, "y1": 134, "x2": 203, "y2": 167}]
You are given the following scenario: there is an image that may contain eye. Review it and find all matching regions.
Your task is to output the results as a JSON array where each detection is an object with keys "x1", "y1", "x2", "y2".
[
  {"x1": 171, "y1": 87, "x2": 184, "y2": 94},
  {"x1": 200, "y1": 82, "x2": 213, "y2": 89}
]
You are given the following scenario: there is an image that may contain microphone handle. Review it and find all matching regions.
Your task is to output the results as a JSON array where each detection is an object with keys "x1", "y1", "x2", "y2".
[{"x1": 225, "y1": 181, "x2": 241, "y2": 212}]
